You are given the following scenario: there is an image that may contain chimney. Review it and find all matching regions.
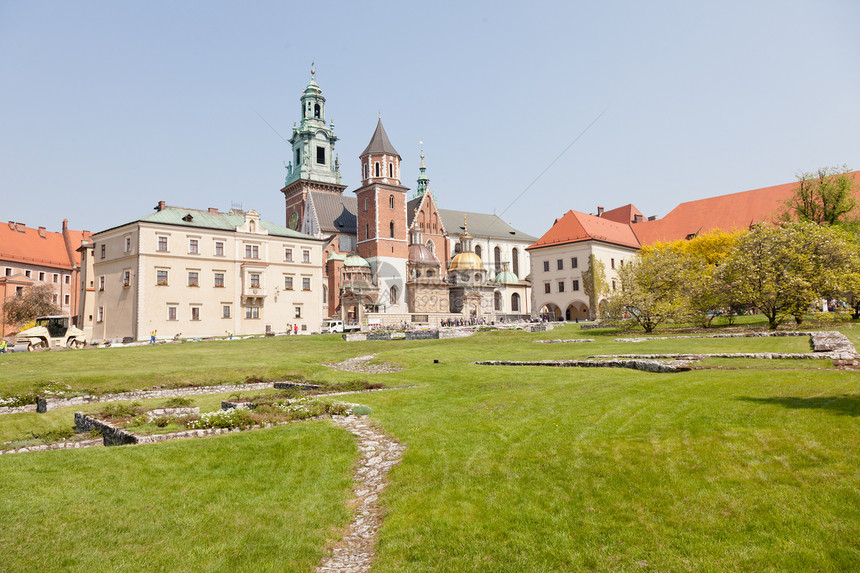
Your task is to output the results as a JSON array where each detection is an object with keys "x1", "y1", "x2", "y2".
[
  {"x1": 16, "y1": 222, "x2": 26, "y2": 232},
  {"x1": 155, "y1": 201, "x2": 166, "y2": 212},
  {"x1": 633, "y1": 214, "x2": 644, "y2": 224},
  {"x1": 597, "y1": 206, "x2": 604, "y2": 217},
  {"x1": 648, "y1": 215, "x2": 657, "y2": 221},
  {"x1": 208, "y1": 207, "x2": 219, "y2": 213},
  {"x1": 7, "y1": 221, "x2": 14, "y2": 231},
  {"x1": 38, "y1": 226, "x2": 47, "y2": 238}
]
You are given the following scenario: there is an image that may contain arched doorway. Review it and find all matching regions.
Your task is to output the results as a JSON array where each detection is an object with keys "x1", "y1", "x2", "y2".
[
  {"x1": 539, "y1": 303, "x2": 562, "y2": 321},
  {"x1": 565, "y1": 301, "x2": 588, "y2": 321}
]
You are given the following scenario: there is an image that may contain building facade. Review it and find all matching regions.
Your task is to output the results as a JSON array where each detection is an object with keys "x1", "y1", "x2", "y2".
[{"x1": 89, "y1": 203, "x2": 324, "y2": 341}]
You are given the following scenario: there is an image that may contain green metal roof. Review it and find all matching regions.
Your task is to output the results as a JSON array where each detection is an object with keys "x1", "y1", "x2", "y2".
[{"x1": 135, "y1": 206, "x2": 318, "y2": 240}]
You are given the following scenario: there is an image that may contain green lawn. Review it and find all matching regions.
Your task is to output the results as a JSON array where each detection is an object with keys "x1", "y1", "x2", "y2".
[{"x1": 1, "y1": 323, "x2": 859, "y2": 571}]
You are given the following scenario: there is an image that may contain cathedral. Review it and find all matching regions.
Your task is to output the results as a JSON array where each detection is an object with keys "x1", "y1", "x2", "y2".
[{"x1": 280, "y1": 69, "x2": 535, "y2": 327}]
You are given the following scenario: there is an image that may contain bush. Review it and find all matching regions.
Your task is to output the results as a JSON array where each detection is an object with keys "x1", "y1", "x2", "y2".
[
  {"x1": 162, "y1": 397, "x2": 193, "y2": 407},
  {"x1": 97, "y1": 402, "x2": 145, "y2": 421},
  {"x1": 187, "y1": 408, "x2": 254, "y2": 430}
]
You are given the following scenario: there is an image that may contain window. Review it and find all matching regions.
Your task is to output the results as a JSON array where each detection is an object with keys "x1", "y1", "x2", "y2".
[
  {"x1": 156, "y1": 270, "x2": 169, "y2": 285},
  {"x1": 64, "y1": 275, "x2": 70, "y2": 285},
  {"x1": 4, "y1": 268, "x2": 11, "y2": 277},
  {"x1": 294, "y1": 306, "x2": 302, "y2": 319},
  {"x1": 214, "y1": 273, "x2": 224, "y2": 287},
  {"x1": 572, "y1": 280, "x2": 580, "y2": 291},
  {"x1": 389, "y1": 163, "x2": 393, "y2": 178},
  {"x1": 125, "y1": 237, "x2": 131, "y2": 252},
  {"x1": 215, "y1": 241, "x2": 224, "y2": 256},
  {"x1": 245, "y1": 244, "x2": 259, "y2": 259},
  {"x1": 571, "y1": 257, "x2": 578, "y2": 269},
  {"x1": 511, "y1": 292, "x2": 520, "y2": 312},
  {"x1": 38, "y1": 271, "x2": 45, "y2": 281},
  {"x1": 512, "y1": 248, "x2": 520, "y2": 276},
  {"x1": 558, "y1": 281, "x2": 565, "y2": 293},
  {"x1": 191, "y1": 307, "x2": 200, "y2": 321},
  {"x1": 53, "y1": 273, "x2": 59, "y2": 283},
  {"x1": 557, "y1": 259, "x2": 563, "y2": 271},
  {"x1": 122, "y1": 270, "x2": 130, "y2": 287},
  {"x1": 284, "y1": 276, "x2": 293, "y2": 290},
  {"x1": 250, "y1": 273, "x2": 261, "y2": 288},
  {"x1": 52, "y1": 294, "x2": 59, "y2": 304},
  {"x1": 543, "y1": 261, "x2": 550, "y2": 272},
  {"x1": 363, "y1": 164, "x2": 368, "y2": 180},
  {"x1": 189, "y1": 239, "x2": 199, "y2": 254},
  {"x1": 98, "y1": 276, "x2": 105, "y2": 291},
  {"x1": 295, "y1": 148, "x2": 300, "y2": 165},
  {"x1": 314, "y1": 103, "x2": 320, "y2": 118},
  {"x1": 494, "y1": 290, "x2": 501, "y2": 311},
  {"x1": 475, "y1": 245, "x2": 482, "y2": 258},
  {"x1": 364, "y1": 197, "x2": 368, "y2": 211},
  {"x1": 97, "y1": 306, "x2": 104, "y2": 322},
  {"x1": 611, "y1": 258, "x2": 615, "y2": 269},
  {"x1": 100, "y1": 244, "x2": 106, "y2": 259},
  {"x1": 188, "y1": 272, "x2": 199, "y2": 287},
  {"x1": 544, "y1": 283, "x2": 551, "y2": 294},
  {"x1": 365, "y1": 223, "x2": 369, "y2": 240},
  {"x1": 612, "y1": 279, "x2": 617, "y2": 291},
  {"x1": 389, "y1": 195, "x2": 395, "y2": 209},
  {"x1": 302, "y1": 250, "x2": 310, "y2": 263},
  {"x1": 64, "y1": 294, "x2": 70, "y2": 305},
  {"x1": 222, "y1": 305, "x2": 231, "y2": 319},
  {"x1": 316, "y1": 146, "x2": 325, "y2": 164},
  {"x1": 25, "y1": 270, "x2": 31, "y2": 278},
  {"x1": 157, "y1": 236, "x2": 168, "y2": 251},
  {"x1": 620, "y1": 259, "x2": 624, "y2": 267},
  {"x1": 285, "y1": 248, "x2": 293, "y2": 261},
  {"x1": 389, "y1": 221, "x2": 395, "y2": 238},
  {"x1": 390, "y1": 285, "x2": 397, "y2": 304},
  {"x1": 302, "y1": 277, "x2": 311, "y2": 291},
  {"x1": 246, "y1": 307, "x2": 260, "y2": 319},
  {"x1": 167, "y1": 306, "x2": 177, "y2": 321},
  {"x1": 374, "y1": 162, "x2": 380, "y2": 177}
]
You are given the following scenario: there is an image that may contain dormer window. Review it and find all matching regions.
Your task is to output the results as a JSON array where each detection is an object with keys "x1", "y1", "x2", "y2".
[{"x1": 182, "y1": 214, "x2": 193, "y2": 222}]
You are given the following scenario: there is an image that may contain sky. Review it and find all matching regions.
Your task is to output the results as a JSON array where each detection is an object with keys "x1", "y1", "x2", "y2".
[{"x1": 2, "y1": 0, "x2": 859, "y2": 239}]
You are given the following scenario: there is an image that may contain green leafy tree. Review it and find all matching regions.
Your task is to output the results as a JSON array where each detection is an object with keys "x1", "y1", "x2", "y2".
[
  {"x1": 717, "y1": 222, "x2": 853, "y2": 329},
  {"x1": 3, "y1": 284, "x2": 61, "y2": 329},
  {"x1": 606, "y1": 249, "x2": 690, "y2": 333},
  {"x1": 581, "y1": 254, "x2": 607, "y2": 320},
  {"x1": 784, "y1": 165, "x2": 858, "y2": 226}
]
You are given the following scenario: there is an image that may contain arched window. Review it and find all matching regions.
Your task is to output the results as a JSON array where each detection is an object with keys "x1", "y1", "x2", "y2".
[
  {"x1": 511, "y1": 292, "x2": 520, "y2": 312},
  {"x1": 390, "y1": 285, "x2": 398, "y2": 304},
  {"x1": 494, "y1": 246, "x2": 501, "y2": 274},
  {"x1": 389, "y1": 221, "x2": 395, "y2": 238},
  {"x1": 249, "y1": 220, "x2": 256, "y2": 233},
  {"x1": 323, "y1": 285, "x2": 327, "y2": 302},
  {"x1": 375, "y1": 162, "x2": 380, "y2": 177},
  {"x1": 494, "y1": 291, "x2": 502, "y2": 311},
  {"x1": 454, "y1": 243, "x2": 461, "y2": 254},
  {"x1": 426, "y1": 239, "x2": 435, "y2": 254},
  {"x1": 512, "y1": 248, "x2": 519, "y2": 277},
  {"x1": 389, "y1": 195, "x2": 395, "y2": 209},
  {"x1": 314, "y1": 103, "x2": 321, "y2": 118},
  {"x1": 388, "y1": 163, "x2": 393, "y2": 178},
  {"x1": 475, "y1": 244, "x2": 482, "y2": 259}
]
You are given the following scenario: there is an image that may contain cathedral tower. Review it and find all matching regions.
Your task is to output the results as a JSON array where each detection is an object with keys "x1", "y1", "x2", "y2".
[
  {"x1": 355, "y1": 119, "x2": 410, "y2": 312},
  {"x1": 281, "y1": 66, "x2": 345, "y2": 231}
]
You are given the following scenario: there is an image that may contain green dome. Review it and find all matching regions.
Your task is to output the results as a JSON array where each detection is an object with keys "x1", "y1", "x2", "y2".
[
  {"x1": 344, "y1": 253, "x2": 371, "y2": 268},
  {"x1": 494, "y1": 270, "x2": 519, "y2": 284}
]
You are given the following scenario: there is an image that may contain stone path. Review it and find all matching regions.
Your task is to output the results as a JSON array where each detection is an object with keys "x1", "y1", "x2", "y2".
[{"x1": 317, "y1": 415, "x2": 405, "y2": 573}]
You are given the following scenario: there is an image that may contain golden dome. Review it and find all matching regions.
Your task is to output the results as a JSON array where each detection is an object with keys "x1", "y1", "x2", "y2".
[{"x1": 448, "y1": 251, "x2": 484, "y2": 272}]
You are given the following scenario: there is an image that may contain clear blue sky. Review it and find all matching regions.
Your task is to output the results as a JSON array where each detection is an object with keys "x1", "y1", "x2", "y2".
[{"x1": 2, "y1": 0, "x2": 858, "y2": 238}]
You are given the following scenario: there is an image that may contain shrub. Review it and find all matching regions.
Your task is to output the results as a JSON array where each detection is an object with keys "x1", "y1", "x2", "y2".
[
  {"x1": 187, "y1": 408, "x2": 254, "y2": 430},
  {"x1": 97, "y1": 402, "x2": 145, "y2": 421},
  {"x1": 0, "y1": 393, "x2": 37, "y2": 408},
  {"x1": 32, "y1": 427, "x2": 76, "y2": 442},
  {"x1": 351, "y1": 405, "x2": 372, "y2": 416},
  {"x1": 162, "y1": 397, "x2": 193, "y2": 407}
]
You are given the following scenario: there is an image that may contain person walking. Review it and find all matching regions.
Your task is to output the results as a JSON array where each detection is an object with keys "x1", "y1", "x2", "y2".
[
  {"x1": 150, "y1": 330, "x2": 157, "y2": 344},
  {"x1": 293, "y1": 324, "x2": 298, "y2": 335},
  {"x1": 0, "y1": 339, "x2": 7, "y2": 354}
]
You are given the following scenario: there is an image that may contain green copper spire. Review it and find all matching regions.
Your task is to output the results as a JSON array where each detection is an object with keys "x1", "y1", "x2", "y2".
[
  {"x1": 284, "y1": 64, "x2": 343, "y2": 187},
  {"x1": 414, "y1": 142, "x2": 436, "y2": 202}
]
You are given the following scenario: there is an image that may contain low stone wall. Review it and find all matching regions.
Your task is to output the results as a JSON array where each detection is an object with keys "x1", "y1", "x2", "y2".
[
  {"x1": 580, "y1": 323, "x2": 619, "y2": 330},
  {"x1": 344, "y1": 328, "x2": 476, "y2": 342},
  {"x1": 475, "y1": 359, "x2": 692, "y2": 373},
  {"x1": 145, "y1": 407, "x2": 199, "y2": 421},
  {"x1": 74, "y1": 412, "x2": 138, "y2": 446},
  {"x1": 32, "y1": 382, "x2": 274, "y2": 414},
  {"x1": 0, "y1": 438, "x2": 103, "y2": 455},
  {"x1": 615, "y1": 332, "x2": 813, "y2": 343},
  {"x1": 0, "y1": 404, "x2": 38, "y2": 415},
  {"x1": 273, "y1": 381, "x2": 322, "y2": 391},
  {"x1": 591, "y1": 352, "x2": 831, "y2": 360},
  {"x1": 535, "y1": 339, "x2": 595, "y2": 344}
]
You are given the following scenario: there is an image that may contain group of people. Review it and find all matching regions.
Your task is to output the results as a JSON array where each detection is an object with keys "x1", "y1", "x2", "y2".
[
  {"x1": 441, "y1": 316, "x2": 487, "y2": 327},
  {"x1": 286, "y1": 324, "x2": 299, "y2": 335}
]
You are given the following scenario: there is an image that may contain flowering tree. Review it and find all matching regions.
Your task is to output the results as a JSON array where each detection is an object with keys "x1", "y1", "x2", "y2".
[
  {"x1": 3, "y1": 284, "x2": 61, "y2": 330},
  {"x1": 784, "y1": 165, "x2": 858, "y2": 226}
]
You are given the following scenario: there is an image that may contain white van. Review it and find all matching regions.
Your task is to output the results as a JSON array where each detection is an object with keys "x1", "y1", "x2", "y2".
[{"x1": 322, "y1": 320, "x2": 360, "y2": 333}]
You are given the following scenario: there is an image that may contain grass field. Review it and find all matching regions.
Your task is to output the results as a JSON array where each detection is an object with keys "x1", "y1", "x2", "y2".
[{"x1": 1, "y1": 321, "x2": 859, "y2": 571}]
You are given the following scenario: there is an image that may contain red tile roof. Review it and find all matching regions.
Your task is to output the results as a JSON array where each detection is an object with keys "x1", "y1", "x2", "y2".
[
  {"x1": 600, "y1": 203, "x2": 644, "y2": 225},
  {"x1": 0, "y1": 220, "x2": 91, "y2": 269},
  {"x1": 527, "y1": 210, "x2": 640, "y2": 251},
  {"x1": 632, "y1": 171, "x2": 860, "y2": 245}
]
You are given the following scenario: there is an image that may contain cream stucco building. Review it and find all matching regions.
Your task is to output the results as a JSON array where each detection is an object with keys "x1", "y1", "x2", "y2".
[{"x1": 88, "y1": 202, "x2": 324, "y2": 341}]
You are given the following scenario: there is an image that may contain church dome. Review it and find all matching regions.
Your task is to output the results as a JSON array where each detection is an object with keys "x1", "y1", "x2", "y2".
[
  {"x1": 448, "y1": 251, "x2": 483, "y2": 272},
  {"x1": 494, "y1": 270, "x2": 519, "y2": 284},
  {"x1": 344, "y1": 253, "x2": 371, "y2": 269},
  {"x1": 408, "y1": 243, "x2": 438, "y2": 265}
]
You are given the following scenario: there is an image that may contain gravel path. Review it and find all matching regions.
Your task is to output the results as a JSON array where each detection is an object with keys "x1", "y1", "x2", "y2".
[{"x1": 316, "y1": 415, "x2": 405, "y2": 573}]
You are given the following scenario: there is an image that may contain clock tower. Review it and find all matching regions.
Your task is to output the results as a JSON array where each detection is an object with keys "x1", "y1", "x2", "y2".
[{"x1": 281, "y1": 66, "x2": 346, "y2": 231}]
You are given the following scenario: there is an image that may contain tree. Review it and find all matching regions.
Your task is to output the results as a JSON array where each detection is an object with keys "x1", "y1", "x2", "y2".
[
  {"x1": 784, "y1": 165, "x2": 858, "y2": 226},
  {"x1": 581, "y1": 254, "x2": 607, "y2": 320},
  {"x1": 3, "y1": 284, "x2": 60, "y2": 329},
  {"x1": 606, "y1": 249, "x2": 691, "y2": 333},
  {"x1": 717, "y1": 222, "x2": 853, "y2": 329}
]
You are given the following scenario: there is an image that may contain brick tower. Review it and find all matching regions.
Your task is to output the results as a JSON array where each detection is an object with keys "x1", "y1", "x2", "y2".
[{"x1": 355, "y1": 119, "x2": 410, "y2": 313}]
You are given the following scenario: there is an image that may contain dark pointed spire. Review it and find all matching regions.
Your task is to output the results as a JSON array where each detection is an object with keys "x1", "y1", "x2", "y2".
[{"x1": 361, "y1": 118, "x2": 400, "y2": 158}]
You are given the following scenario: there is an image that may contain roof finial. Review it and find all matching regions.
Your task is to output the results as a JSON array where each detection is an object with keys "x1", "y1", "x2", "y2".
[
  {"x1": 378, "y1": 108, "x2": 382, "y2": 119},
  {"x1": 311, "y1": 61, "x2": 315, "y2": 77},
  {"x1": 463, "y1": 214, "x2": 468, "y2": 234}
]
